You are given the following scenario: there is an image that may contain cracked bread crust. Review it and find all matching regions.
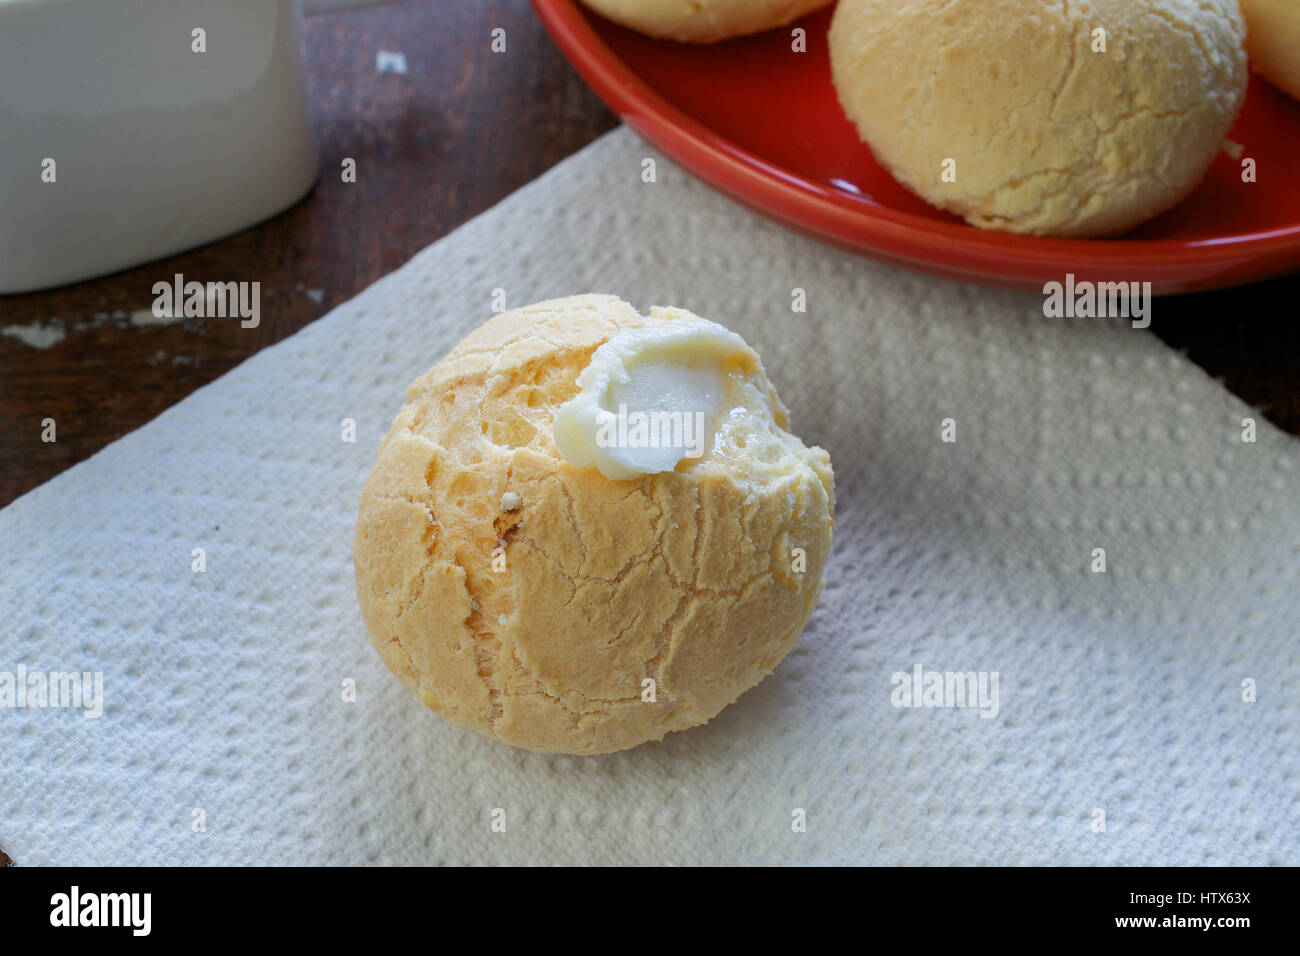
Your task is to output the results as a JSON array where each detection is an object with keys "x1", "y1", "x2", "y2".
[
  {"x1": 829, "y1": 0, "x2": 1248, "y2": 237},
  {"x1": 579, "y1": 0, "x2": 832, "y2": 44},
  {"x1": 354, "y1": 294, "x2": 835, "y2": 755}
]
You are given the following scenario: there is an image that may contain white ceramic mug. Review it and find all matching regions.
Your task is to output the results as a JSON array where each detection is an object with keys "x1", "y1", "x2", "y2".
[{"x1": 0, "y1": 0, "x2": 389, "y2": 294}]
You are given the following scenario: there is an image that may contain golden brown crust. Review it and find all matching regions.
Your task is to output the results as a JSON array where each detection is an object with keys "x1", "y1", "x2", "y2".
[
  {"x1": 829, "y1": 0, "x2": 1248, "y2": 237},
  {"x1": 1239, "y1": 0, "x2": 1300, "y2": 100},
  {"x1": 579, "y1": 0, "x2": 832, "y2": 44},
  {"x1": 354, "y1": 294, "x2": 834, "y2": 754}
]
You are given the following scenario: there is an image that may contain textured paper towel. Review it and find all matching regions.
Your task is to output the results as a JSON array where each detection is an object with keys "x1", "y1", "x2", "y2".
[{"x1": 1, "y1": 127, "x2": 1297, "y2": 866}]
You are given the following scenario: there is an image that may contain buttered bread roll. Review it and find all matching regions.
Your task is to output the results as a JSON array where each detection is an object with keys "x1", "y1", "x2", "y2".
[
  {"x1": 829, "y1": 0, "x2": 1249, "y2": 237},
  {"x1": 1239, "y1": 0, "x2": 1300, "y2": 100},
  {"x1": 354, "y1": 294, "x2": 834, "y2": 755},
  {"x1": 579, "y1": 0, "x2": 832, "y2": 44}
]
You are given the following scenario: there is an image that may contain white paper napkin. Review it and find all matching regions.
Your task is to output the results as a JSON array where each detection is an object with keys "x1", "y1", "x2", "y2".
[{"x1": 2, "y1": 127, "x2": 1296, "y2": 865}]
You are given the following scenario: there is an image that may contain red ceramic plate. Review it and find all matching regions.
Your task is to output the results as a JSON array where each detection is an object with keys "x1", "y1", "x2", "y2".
[{"x1": 534, "y1": 0, "x2": 1300, "y2": 293}]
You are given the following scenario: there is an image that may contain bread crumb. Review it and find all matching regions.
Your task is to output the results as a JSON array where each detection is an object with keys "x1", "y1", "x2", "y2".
[
  {"x1": 130, "y1": 307, "x2": 184, "y2": 327},
  {"x1": 500, "y1": 492, "x2": 522, "y2": 512},
  {"x1": 2, "y1": 319, "x2": 65, "y2": 349}
]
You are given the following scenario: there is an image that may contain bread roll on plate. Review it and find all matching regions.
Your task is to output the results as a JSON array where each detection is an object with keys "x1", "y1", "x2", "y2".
[{"x1": 579, "y1": 0, "x2": 832, "y2": 44}]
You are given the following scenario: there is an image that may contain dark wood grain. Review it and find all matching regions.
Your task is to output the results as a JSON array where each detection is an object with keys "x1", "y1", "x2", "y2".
[{"x1": 0, "y1": 0, "x2": 1296, "y2": 508}]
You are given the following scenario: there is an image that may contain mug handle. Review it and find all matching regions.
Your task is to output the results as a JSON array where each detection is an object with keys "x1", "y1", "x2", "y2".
[{"x1": 303, "y1": 0, "x2": 400, "y2": 13}]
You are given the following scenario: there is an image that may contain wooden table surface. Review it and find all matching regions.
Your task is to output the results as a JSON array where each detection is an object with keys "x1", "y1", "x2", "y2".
[{"x1": 1, "y1": 0, "x2": 1296, "y2": 509}]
